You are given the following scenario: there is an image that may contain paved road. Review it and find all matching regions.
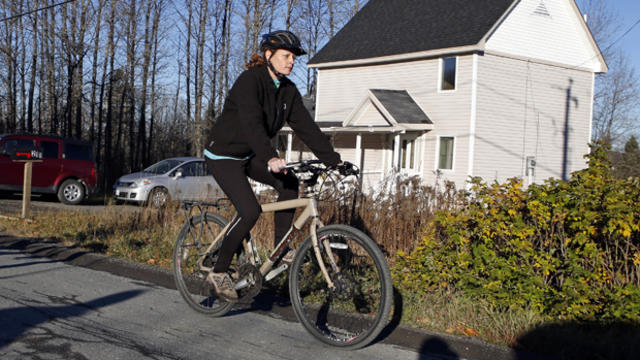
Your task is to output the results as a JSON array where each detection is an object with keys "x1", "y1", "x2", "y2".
[{"x1": 0, "y1": 246, "x2": 449, "y2": 360}]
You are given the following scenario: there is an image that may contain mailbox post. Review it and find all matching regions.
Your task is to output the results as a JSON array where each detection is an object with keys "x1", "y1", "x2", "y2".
[{"x1": 10, "y1": 146, "x2": 44, "y2": 218}]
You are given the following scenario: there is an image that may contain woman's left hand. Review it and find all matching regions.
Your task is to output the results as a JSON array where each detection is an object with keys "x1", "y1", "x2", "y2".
[{"x1": 268, "y1": 157, "x2": 287, "y2": 173}]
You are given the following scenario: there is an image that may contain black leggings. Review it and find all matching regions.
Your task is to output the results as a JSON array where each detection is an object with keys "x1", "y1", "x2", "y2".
[{"x1": 206, "y1": 157, "x2": 298, "y2": 273}]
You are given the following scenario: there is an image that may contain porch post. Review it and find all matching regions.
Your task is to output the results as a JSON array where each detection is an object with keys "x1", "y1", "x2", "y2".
[
  {"x1": 286, "y1": 133, "x2": 292, "y2": 162},
  {"x1": 355, "y1": 133, "x2": 362, "y2": 169},
  {"x1": 393, "y1": 133, "x2": 400, "y2": 170}
]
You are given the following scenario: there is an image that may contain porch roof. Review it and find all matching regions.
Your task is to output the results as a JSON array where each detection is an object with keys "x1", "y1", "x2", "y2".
[{"x1": 283, "y1": 89, "x2": 434, "y2": 134}]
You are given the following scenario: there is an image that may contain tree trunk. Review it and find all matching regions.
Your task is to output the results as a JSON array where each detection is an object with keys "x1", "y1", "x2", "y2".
[
  {"x1": 137, "y1": 0, "x2": 154, "y2": 168},
  {"x1": 194, "y1": 0, "x2": 209, "y2": 156},
  {"x1": 26, "y1": 9, "x2": 38, "y2": 133},
  {"x1": 147, "y1": 0, "x2": 163, "y2": 164},
  {"x1": 127, "y1": 0, "x2": 138, "y2": 170},
  {"x1": 90, "y1": 0, "x2": 105, "y2": 143},
  {"x1": 103, "y1": 0, "x2": 118, "y2": 189},
  {"x1": 185, "y1": 0, "x2": 193, "y2": 156}
]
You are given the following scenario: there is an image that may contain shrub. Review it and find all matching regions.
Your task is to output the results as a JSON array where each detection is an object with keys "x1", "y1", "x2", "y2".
[{"x1": 396, "y1": 143, "x2": 640, "y2": 322}]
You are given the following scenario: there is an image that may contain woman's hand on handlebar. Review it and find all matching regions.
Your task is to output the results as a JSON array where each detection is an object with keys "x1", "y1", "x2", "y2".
[{"x1": 268, "y1": 157, "x2": 287, "y2": 173}]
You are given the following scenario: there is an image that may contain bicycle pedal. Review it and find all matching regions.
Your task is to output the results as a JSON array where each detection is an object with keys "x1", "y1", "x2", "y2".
[{"x1": 265, "y1": 264, "x2": 288, "y2": 281}]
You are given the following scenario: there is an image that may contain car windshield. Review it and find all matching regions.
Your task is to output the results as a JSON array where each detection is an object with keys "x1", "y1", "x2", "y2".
[{"x1": 143, "y1": 159, "x2": 184, "y2": 174}]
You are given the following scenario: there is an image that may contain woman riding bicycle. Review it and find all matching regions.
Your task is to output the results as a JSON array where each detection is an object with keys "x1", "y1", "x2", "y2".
[{"x1": 204, "y1": 30, "x2": 342, "y2": 301}]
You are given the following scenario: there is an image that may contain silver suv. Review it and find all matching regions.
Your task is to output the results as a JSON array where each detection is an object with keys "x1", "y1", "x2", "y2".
[{"x1": 112, "y1": 157, "x2": 221, "y2": 207}]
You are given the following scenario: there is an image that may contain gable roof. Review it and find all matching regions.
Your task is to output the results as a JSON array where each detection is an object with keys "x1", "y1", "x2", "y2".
[
  {"x1": 309, "y1": 0, "x2": 517, "y2": 66},
  {"x1": 338, "y1": 89, "x2": 433, "y2": 132}
]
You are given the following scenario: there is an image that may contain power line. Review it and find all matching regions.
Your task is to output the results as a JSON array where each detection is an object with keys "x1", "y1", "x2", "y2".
[
  {"x1": 0, "y1": 0, "x2": 78, "y2": 23},
  {"x1": 601, "y1": 15, "x2": 640, "y2": 55},
  {"x1": 573, "y1": 14, "x2": 640, "y2": 69}
]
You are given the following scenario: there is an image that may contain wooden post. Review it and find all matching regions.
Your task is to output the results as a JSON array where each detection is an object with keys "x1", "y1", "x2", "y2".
[{"x1": 22, "y1": 162, "x2": 33, "y2": 219}]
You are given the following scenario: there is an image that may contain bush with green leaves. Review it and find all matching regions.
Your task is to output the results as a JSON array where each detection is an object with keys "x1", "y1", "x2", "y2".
[{"x1": 396, "y1": 144, "x2": 640, "y2": 322}]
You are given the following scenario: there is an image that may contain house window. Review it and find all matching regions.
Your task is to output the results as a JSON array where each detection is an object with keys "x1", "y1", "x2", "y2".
[
  {"x1": 438, "y1": 136, "x2": 455, "y2": 170},
  {"x1": 401, "y1": 139, "x2": 415, "y2": 169},
  {"x1": 399, "y1": 135, "x2": 420, "y2": 171},
  {"x1": 440, "y1": 57, "x2": 457, "y2": 91}
]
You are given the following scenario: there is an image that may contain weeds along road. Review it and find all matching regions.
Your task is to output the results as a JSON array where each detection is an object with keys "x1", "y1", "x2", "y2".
[{"x1": 0, "y1": 244, "x2": 441, "y2": 360}]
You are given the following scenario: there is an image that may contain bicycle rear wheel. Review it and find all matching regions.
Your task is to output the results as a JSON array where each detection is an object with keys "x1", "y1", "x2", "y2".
[
  {"x1": 173, "y1": 212, "x2": 234, "y2": 317},
  {"x1": 289, "y1": 224, "x2": 393, "y2": 349}
]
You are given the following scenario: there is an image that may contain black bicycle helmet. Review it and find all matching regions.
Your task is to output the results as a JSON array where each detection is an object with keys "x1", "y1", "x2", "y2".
[{"x1": 260, "y1": 30, "x2": 307, "y2": 56}]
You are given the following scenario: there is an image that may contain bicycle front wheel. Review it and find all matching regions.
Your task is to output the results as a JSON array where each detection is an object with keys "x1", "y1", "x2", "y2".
[
  {"x1": 289, "y1": 224, "x2": 393, "y2": 349},
  {"x1": 173, "y1": 212, "x2": 234, "y2": 317}
]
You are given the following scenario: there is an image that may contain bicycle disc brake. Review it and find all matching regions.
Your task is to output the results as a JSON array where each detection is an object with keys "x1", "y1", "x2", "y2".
[{"x1": 234, "y1": 263, "x2": 263, "y2": 303}]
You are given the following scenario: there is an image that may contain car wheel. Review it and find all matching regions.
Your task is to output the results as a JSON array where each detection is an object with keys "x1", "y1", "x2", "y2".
[
  {"x1": 148, "y1": 187, "x2": 169, "y2": 208},
  {"x1": 57, "y1": 179, "x2": 85, "y2": 205}
]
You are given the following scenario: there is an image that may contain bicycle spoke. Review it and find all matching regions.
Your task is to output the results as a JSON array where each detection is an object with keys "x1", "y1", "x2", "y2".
[
  {"x1": 289, "y1": 225, "x2": 392, "y2": 349},
  {"x1": 173, "y1": 212, "x2": 235, "y2": 317}
]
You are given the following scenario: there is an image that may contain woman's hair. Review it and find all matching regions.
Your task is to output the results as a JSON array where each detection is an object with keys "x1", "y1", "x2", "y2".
[{"x1": 246, "y1": 52, "x2": 266, "y2": 68}]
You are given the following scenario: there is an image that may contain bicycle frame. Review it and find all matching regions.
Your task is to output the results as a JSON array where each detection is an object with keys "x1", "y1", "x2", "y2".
[{"x1": 196, "y1": 196, "x2": 338, "y2": 289}]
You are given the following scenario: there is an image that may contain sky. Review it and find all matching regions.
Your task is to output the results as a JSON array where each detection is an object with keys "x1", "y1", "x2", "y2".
[
  {"x1": 613, "y1": 0, "x2": 640, "y2": 74},
  {"x1": 576, "y1": 0, "x2": 640, "y2": 74}
]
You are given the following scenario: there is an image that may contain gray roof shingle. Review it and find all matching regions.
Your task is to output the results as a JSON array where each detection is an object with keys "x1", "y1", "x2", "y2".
[
  {"x1": 309, "y1": 0, "x2": 516, "y2": 65},
  {"x1": 370, "y1": 89, "x2": 432, "y2": 124}
]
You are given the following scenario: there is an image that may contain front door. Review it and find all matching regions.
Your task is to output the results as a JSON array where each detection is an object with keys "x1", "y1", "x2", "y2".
[
  {"x1": 32, "y1": 140, "x2": 63, "y2": 189},
  {"x1": 171, "y1": 161, "x2": 204, "y2": 200}
]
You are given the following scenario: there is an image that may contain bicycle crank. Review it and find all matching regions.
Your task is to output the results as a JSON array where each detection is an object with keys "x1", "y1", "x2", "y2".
[{"x1": 234, "y1": 263, "x2": 263, "y2": 302}]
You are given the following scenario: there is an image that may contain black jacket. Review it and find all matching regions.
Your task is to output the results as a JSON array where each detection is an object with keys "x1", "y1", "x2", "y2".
[{"x1": 206, "y1": 65, "x2": 340, "y2": 166}]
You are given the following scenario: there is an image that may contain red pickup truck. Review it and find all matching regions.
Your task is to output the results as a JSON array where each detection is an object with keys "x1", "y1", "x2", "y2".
[{"x1": 0, "y1": 134, "x2": 98, "y2": 205}]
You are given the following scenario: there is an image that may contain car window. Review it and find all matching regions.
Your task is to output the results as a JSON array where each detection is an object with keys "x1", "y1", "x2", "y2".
[
  {"x1": 144, "y1": 159, "x2": 184, "y2": 174},
  {"x1": 177, "y1": 162, "x2": 199, "y2": 177},
  {"x1": 192, "y1": 161, "x2": 207, "y2": 176},
  {"x1": 41, "y1": 141, "x2": 59, "y2": 159},
  {"x1": 64, "y1": 142, "x2": 93, "y2": 161},
  {"x1": 0, "y1": 139, "x2": 35, "y2": 156}
]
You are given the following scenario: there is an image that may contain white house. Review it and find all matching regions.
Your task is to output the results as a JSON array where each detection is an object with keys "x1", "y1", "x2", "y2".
[{"x1": 280, "y1": 0, "x2": 607, "y2": 190}]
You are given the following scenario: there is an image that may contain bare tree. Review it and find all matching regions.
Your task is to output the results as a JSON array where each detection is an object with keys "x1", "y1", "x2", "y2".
[
  {"x1": 26, "y1": 3, "x2": 39, "y2": 133},
  {"x1": 241, "y1": 0, "x2": 270, "y2": 65},
  {"x1": 183, "y1": 0, "x2": 193, "y2": 155},
  {"x1": 579, "y1": 0, "x2": 640, "y2": 146},
  {"x1": 89, "y1": 0, "x2": 106, "y2": 143},
  {"x1": 193, "y1": 0, "x2": 209, "y2": 156},
  {"x1": 1, "y1": 1, "x2": 18, "y2": 132},
  {"x1": 592, "y1": 51, "x2": 640, "y2": 144}
]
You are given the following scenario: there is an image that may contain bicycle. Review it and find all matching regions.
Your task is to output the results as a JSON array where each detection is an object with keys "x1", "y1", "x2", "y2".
[{"x1": 172, "y1": 160, "x2": 393, "y2": 349}]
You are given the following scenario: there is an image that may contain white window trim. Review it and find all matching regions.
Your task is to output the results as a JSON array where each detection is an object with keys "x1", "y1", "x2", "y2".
[
  {"x1": 467, "y1": 53, "x2": 478, "y2": 179},
  {"x1": 399, "y1": 134, "x2": 421, "y2": 175},
  {"x1": 314, "y1": 69, "x2": 321, "y2": 122},
  {"x1": 438, "y1": 56, "x2": 458, "y2": 93},
  {"x1": 435, "y1": 135, "x2": 456, "y2": 172}
]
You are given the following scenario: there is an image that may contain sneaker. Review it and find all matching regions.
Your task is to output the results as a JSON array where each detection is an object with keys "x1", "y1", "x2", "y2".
[
  {"x1": 281, "y1": 249, "x2": 296, "y2": 265},
  {"x1": 206, "y1": 272, "x2": 238, "y2": 301}
]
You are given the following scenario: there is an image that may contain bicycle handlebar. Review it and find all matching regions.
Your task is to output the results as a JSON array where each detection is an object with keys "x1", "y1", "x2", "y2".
[{"x1": 281, "y1": 160, "x2": 359, "y2": 177}]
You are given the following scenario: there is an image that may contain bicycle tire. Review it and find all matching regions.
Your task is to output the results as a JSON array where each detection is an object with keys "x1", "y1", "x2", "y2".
[
  {"x1": 173, "y1": 212, "x2": 235, "y2": 317},
  {"x1": 288, "y1": 224, "x2": 393, "y2": 349}
]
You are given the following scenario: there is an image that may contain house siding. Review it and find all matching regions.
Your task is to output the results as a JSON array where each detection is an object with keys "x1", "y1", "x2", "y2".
[
  {"x1": 485, "y1": 0, "x2": 602, "y2": 72},
  {"x1": 473, "y1": 53, "x2": 593, "y2": 183},
  {"x1": 354, "y1": 102, "x2": 390, "y2": 126},
  {"x1": 316, "y1": 56, "x2": 474, "y2": 187}
]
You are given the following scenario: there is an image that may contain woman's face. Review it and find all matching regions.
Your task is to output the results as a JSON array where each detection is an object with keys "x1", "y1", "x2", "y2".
[{"x1": 266, "y1": 49, "x2": 296, "y2": 77}]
